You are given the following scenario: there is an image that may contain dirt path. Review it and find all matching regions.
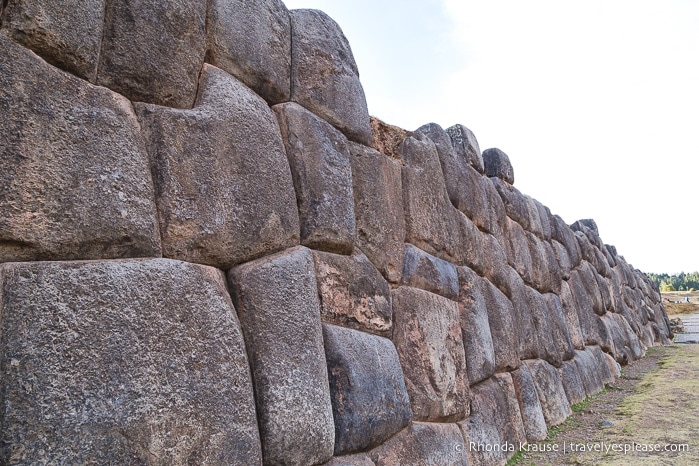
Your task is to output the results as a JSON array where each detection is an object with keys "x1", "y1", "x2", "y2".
[{"x1": 509, "y1": 345, "x2": 699, "y2": 465}]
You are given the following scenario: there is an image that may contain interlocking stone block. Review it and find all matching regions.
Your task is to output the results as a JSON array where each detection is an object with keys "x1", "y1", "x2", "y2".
[
  {"x1": 401, "y1": 244, "x2": 459, "y2": 300},
  {"x1": 511, "y1": 365, "x2": 548, "y2": 442},
  {"x1": 275, "y1": 102, "x2": 356, "y2": 254},
  {"x1": 524, "y1": 359, "x2": 572, "y2": 427},
  {"x1": 290, "y1": 9, "x2": 372, "y2": 144},
  {"x1": 447, "y1": 123, "x2": 484, "y2": 173},
  {"x1": 228, "y1": 246, "x2": 334, "y2": 465},
  {"x1": 206, "y1": 0, "x2": 291, "y2": 104},
  {"x1": 136, "y1": 65, "x2": 299, "y2": 269},
  {"x1": 349, "y1": 141, "x2": 405, "y2": 282},
  {"x1": 0, "y1": 35, "x2": 161, "y2": 263},
  {"x1": 370, "y1": 422, "x2": 469, "y2": 466},
  {"x1": 314, "y1": 250, "x2": 392, "y2": 336},
  {"x1": 392, "y1": 286, "x2": 469, "y2": 422},
  {"x1": 323, "y1": 324, "x2": 412, "y2": 455},
  {"x1": 559, "y1": 359, "x2": 587, "y2": 406},
  {"x1": 483, "y1": 147, "x2": 514, "y2": 184},
  {"x1": 97, "y1": 0, "x2": 206, "y2": 108},
  {"x1": 0, "y1": 259, "x2": 261, "y2": 464}
]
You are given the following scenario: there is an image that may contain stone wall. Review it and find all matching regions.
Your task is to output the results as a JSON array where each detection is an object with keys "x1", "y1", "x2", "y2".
[{"x1": 0, "y1": 1, "x2": 671, "y2": 465}]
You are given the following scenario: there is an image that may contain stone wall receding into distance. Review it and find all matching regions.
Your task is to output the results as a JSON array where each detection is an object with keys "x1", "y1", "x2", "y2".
[{"x1": 0, "y1": 1, "x2": 671, "y2": 465}]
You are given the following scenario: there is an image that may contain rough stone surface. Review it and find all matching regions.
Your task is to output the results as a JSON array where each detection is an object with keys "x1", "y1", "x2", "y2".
[
  {"x1": 313, "y1": 250, "x2": 392, "y2": 336},
  {"x1": 370, "y1": 422, "x2": 469, "y2": 466},
  {"x1": 97, "y1": 0, "x2": 206, "y2": 108},
  {"x1": 559, "y1": 280, "x2": 585, "y2": 350},
  {"x1": 290, "y1": 9, "x2": 372, "y2": 144},
  {"x1": 400, "y1": 133, "x2": 464, "y2": 264},
  {"x1": 551, "y1": 215, "x2": 582, "y2": 267},
  {"x1": 1, "y1": 0, "x2": 105, "y2": 80},
  {"x1": 505, "y1": 217, "x2": 534, "y2": 286},
  {"x1": 392, "y1": 287, "x2": 469, "y2": 422},
  {"x1": 559, "y1": 359, "x2": 587, "y2": 406},
  {"x1": 323, "y1": 324, "x2": 412, "y2": 455},
  {"x1": 457, "y1": 267, "x2": 497, "y2": 385},
  {"x1": 544, "y1": 293, "x2": 575, "y2": 361},
  {"x1": 480, "y1": 278, "x2": 520, "y2": 371},
  {"x1": 135, "y1": 65, "x2": 299, "y2": 269},
  {"x1": 525, "y1": 359, "x2": 572, "y2": 427},
  {"x1": 0, "y1": 259, "x2": 261, "y2": 464},
  {"x1": 573, "y1": 348, "x2": 605, "y2": 397},
  {"x1": 370, "y1": 116, "x2": 409, "y2": 160},
  {"x1": 483, "y1": 147, "x2": 515, "y2": 184},
  {"x1": 402, "y1": 244, "x2": 459, "y2": 300},
  {"x1": 324, "y1": 453, "x2": 376, "y2": 466},
  {"x1": 511, "y1": 365, "x2": 548, "y2": 442},
  {"x1": 349, "y1": 142, "x2": 405, "y2": 282},
  {"x1": 275, "y1": 102, "x2": 355, "y2": 253},
  {"x1": 0, "y1": 35, "x2": 162, "y2": 262},
  {"x1": 506, "y1": 269, "x2": 540, "y2": 360},
  {"x1": 228, "y1": 246, "x2": 334, "y2": 465},
  {"x1": 461, "y1": 373, "x2": 526, "y2": 466},
  {"x1": 206, "y1": 0, "x2": 291, "y2": 104},
  {"x1": 447, "y1": 123, "x2": 484, "y2": 173}
]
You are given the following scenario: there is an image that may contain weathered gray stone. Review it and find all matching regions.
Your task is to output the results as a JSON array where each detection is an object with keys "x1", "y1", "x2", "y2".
[
  {"x1": 313, "y1": 250, "x2": 392, "y2": 336},
  {"x1": 0, "y1": 259, "x2": 261, "y2": 464},
  {"x1": 400, "y1": 133, "x2": 464, "y2": 264},
  {"x1": 402, "y1": 244, "x2": 459, "y2": 300},
  {"x1": 511, "y1": 365, "x2": 548, "y2": 442},
  {"x1": 458, "y1": 211, "x2": 487, "y2": 275},
  {"x1": 228, "y1": 246, "x2": 334, "y2": 465},
  {"x1": 1, "y1": 0, "x2": 105, "y2": 80},
  {"x1": 526, "y1": 231, "x2": 553, "y2": 293},
  {"x1": 323, "y1": 324, "x2": 412, "y2": 455},
  {"x1": 97, "y1": 0, "x2": 206, "y2": 108},
  {"x1": 290, "y1": 9, "x2": 372, "y2": 144},
  {"x1": 483, "y1": 148, "x2": 514, "y2": 184},
  {"x1": 480, "y1": 278, "x2": 520, "y2": 371},
  {"x1": 206, "y1": 0, "x2": 291, "y2": 104},
  {"x1": 392, "y1": 287, "x2": 469, "y2": 422},
  {"x1": 324, "y1": 453, "x2": 376, "y2": 466},
  {"x1": 482, "y1": 177, "x2": 508, "y2": 242},
  {"x1": 0, "y1": 35, "x2": 161, "y2": 262},
  {"x1": 275, "y1": 102, "x2": 355, "y2": 254},
  {"x1": 568, "y1": 269, "x2": 603, "y2": 346},
  {"x1": 573, "y1": 348, "x2": 605, "y2": 397},
  {"x1": 544, "y1": 241, "x2": 563, "y2": 295},
  {"x1": 579, "y1": 261, "x2": 606, "y2": 316},
  {"x1": 481, "y1": 232, "x2": 511, "y2": 295},
  {"x1": 525, "y1": 359, "x2": 572, "y2": 427},
  {"x1": 600, "y1": 313, "x2": 630, "y2": 365},
  {"x1": 457, "y1": 267, "x2": 497, "y2": 385},
  {"x1": 524, "y1": 287, "x2": 562, "y2": 367},
  {"x1": 550, "y1": 215, "x2": 582, "y2": 267},
  {"x1": 551, "y1": 240, "x2": 572, "y2": 280},
  {"x1": 559, "y1": 359, "x2": 587, "y2": 405},
  {"x1": 559, "y1": 280, "x2": 585, "y2": 350},
  {"x1": 545, "y1": 292, "x2": 575, "y2": 361},
  {"x1": 605, "y1": 352, "x2": 622, "y2": 379},
  {"x1": 447, "y1": 123, "x2": 484, "y2": 173},
  {"x1": 505, "y1": 217, "x2": 534, "y2": 286},
  {"x1": 589, "y1": 345, "x2": 615, "y2": 385},
  {"x1": 491, "y1": 178, "x2": 530, "y2": 230},
  {"x1": 460, "y1": 373, "x2": 526, "y2": 466},
  {"x1": 349, "y1": 142, "x2": 405, "y2": 282},
  {"x1": 535, "y1": 200, "x2": 553, "y2": 241},
  {"x1": 370, "y1": 422, "x2": 469, "y2": 466},
  {"x1": 135, "y1": 65, "x2": 299, "y2": 269},
  {"x1": 506, "y1": 269, "x2": 540, "y2": 360}
]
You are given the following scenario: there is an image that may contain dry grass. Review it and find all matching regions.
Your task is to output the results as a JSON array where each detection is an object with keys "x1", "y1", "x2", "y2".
[{"x1": 661, "y1": 291, "x2": 699, "y2": 316}]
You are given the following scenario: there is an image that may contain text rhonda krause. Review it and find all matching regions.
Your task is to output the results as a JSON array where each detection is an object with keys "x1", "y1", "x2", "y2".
[{"x1": 466, "y1": 441, "x2": 690, "y2": 455}]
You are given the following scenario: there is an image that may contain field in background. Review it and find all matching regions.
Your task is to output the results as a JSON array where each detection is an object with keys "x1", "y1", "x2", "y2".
[{"x1": 661, "y1": 291, "x2": 699, "y2": 316}]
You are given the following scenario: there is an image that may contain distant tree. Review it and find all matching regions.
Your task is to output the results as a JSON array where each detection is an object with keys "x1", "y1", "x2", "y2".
[{"x1": 662, "y1": 283, "x2": 676, "y2": 292}]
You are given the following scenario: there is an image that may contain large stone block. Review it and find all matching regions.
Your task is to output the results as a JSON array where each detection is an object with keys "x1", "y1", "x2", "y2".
[
  {"x1": 447, "y1": 123, "x2": 484, "y2": 173},
  {"x1": 457, "y1": 267, "x2": 497, "y2": 385},
  {"x1": 0, "y1": 259, "x2": 261, "y2": 464},
  {"x1": 1, "y1": 0, "x2": 105, "y2": 80},
  {"x1": 482, "y1": 177, "x2": 508, "y2": 242},
  {"x1": 275, "y1": 102, "x2": 355, "y2": 254},
  {"x1": 401, "y1": 244, "x2": 459, "y2": 300},
  {"x1": 504, "y1": 217, "x2": 534, "y2": 286},
  {"x1": 551, "y1": 240, "x2": 572, "y2": 280},
  {"x1": 0, "y1": 35, "x2": 161, "y2": 262},
  {"x1": 324, "y1": 454, "x2": 375, "y2": 466},
  {"x1": 524, "y1": 359, "x2": 572, "y2": 427},
  {"x1": 370, "y1": 116, "x2": 409, "y2": 160},
  {"x1": 323, "y1": 324, "x2": 412, "y2": 455},
  {"x1": 480, "y1": 277, "x2": 520, "y2": 371},
  {"x1": 206, "y1": 0, "x2": 291, "y2": 104},
  {"x1": 135, "y1": 65, "x2": 299, "y2": 269},
  {"x1": 568, "y1": 269, "x2": 603, "y2": 346},
  {"x1": 491, "y1": 178, "x2": 530, "y2": 230},
  {"x1": 506, "y1": 269, "x2": 540, "y2": 360},
  {"x1": 544, "y1": 293, "x2": 575, "y2": 361},
  {"x1": 524, "y1": 287, "x2": 562, "y2": 367},
  {"x1": 480, "y1": 232, "x2": 511, "y2": 294},
  {"x1": 573, "y1": 348, "x2": 605, "y2": 397},
  {"x1": 313, "y1": 250, "x2": 392, "y2": 336},
  {"x1": 482, "y1": 148, "x2": 514, "y2": 184},
  {"x1": 511, "y1": 365, "x2": 548, "y2": 442},
  {"x1": 559, "y1": 359, "x2": 587, "y2": 406},
  {"x1": 559, "y1": 280, "x2": 585, "y2": 350},
  {"x1": 228, "y1": 246, "x2": 334, "y2": 465},
  {"x1": 370, "y1": 422, "x2": 469, "y2": 466},
  {"x1": 400, "y1": 133, "x2": 464, "y2": 264},
  {"x1": 97, "y1": 0, "x2": 206, "y2": 108},
  {"x1": 550, "y1": 215, "x2": 582, "y2": 267},
  {"x1": 460, "y1": 373, "x2": 526, "y2": 466},
  {"x1": 349, "y1": 142, "x2": 405, "y2": 282},
  {"x1": 392, "y1": 287, "x2": 469, "y2": 422},
  {"x1": 290, "y1": 9, "x2": 372, "y2": 144}
]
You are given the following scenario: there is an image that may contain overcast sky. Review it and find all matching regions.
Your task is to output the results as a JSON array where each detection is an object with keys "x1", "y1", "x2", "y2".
[{"x1": 283, "y1": 0, "x2": 699, "y2": 275}]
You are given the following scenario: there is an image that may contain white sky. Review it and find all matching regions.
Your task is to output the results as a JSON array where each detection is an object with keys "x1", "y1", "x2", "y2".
[{"x1": 283, "y1": 0, "x2": 699, "y2": 274}]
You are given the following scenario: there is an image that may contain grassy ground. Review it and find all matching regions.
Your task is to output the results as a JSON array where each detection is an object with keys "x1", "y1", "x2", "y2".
[{"x1": 508, "y1": 345, "x2": 699, "y2": 465}]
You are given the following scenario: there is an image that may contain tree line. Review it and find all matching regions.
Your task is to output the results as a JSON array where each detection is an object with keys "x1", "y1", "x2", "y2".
[{"x1": 647, "y1": 272, "x2": 699, "y2": 292}]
